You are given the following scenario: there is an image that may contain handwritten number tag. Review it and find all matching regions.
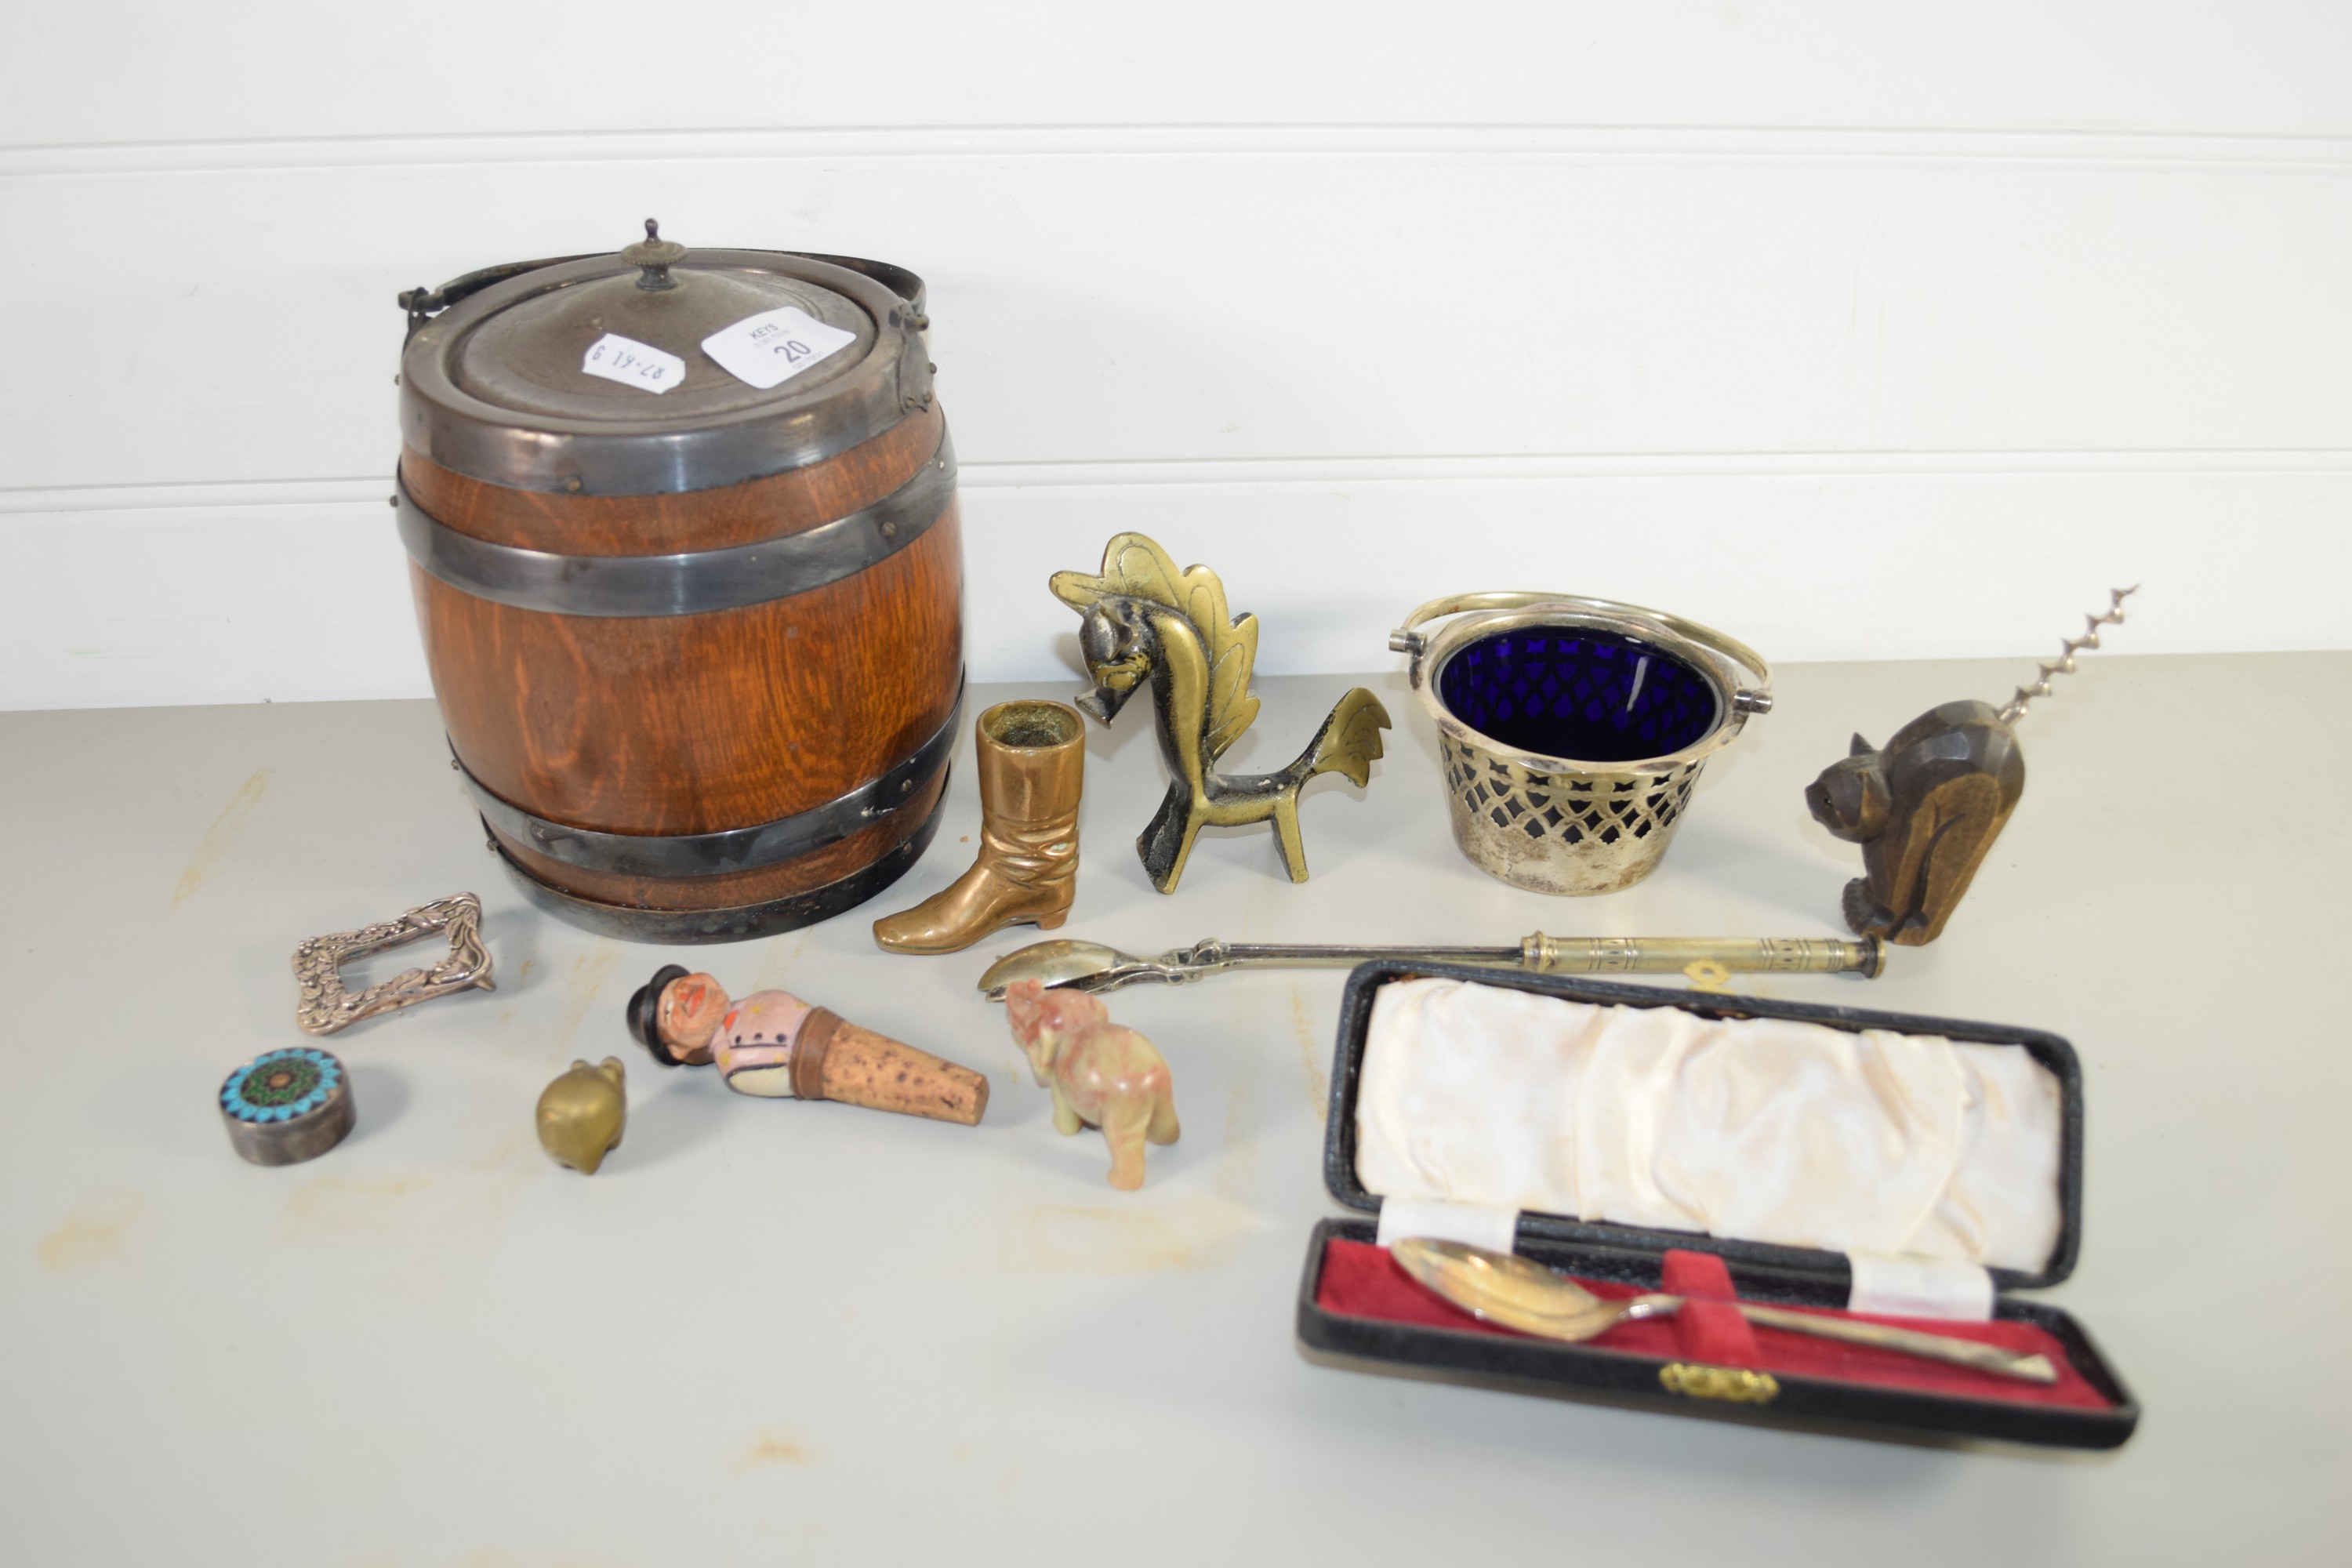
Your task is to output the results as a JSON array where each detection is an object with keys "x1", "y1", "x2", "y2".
[
  {"x1": 702, "y1": 306, "x2": 858, "y2": 391},
  {"x1": 581, "y1": 332, "x2": 686, "y2": 394}
]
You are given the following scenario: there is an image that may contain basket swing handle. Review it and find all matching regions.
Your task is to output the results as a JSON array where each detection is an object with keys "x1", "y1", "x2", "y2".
[{"x1": 1388, "y1": 592, "x2": 1773, "y2": 717}]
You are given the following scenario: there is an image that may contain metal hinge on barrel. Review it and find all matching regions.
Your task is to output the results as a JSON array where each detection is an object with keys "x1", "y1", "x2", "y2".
[{"x1": 891, "y1": 304, "x2": 936, "y2": 413}]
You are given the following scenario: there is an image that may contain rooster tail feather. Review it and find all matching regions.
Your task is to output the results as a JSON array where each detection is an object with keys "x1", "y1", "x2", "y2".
[{"x1": 1287, "y1": 688, "x2": 1391, "y2": 789}]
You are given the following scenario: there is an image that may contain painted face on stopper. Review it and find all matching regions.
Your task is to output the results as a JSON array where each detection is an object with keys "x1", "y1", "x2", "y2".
[{"x1": 658, "y1": 973, "x2": 728, "y2": 1064}]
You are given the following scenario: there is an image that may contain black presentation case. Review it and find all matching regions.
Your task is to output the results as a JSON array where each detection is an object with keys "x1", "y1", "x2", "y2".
[{"x1": 1295, "y1": 962, "x2": 2140, "y2": 1450}]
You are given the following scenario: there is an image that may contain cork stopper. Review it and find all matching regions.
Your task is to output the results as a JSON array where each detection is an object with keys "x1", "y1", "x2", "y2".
[{"x1": 794, "y1": 1009, "x2": 988, "y2": 1126}]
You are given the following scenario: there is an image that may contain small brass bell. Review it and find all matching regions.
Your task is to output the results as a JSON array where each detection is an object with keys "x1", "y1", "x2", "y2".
[{"x1": 536, "y1": 1058, "x2": 627, "y2": 1174}]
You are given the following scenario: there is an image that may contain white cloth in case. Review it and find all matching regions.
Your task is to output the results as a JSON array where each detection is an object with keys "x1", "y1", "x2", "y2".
[{"x1": 1354, "y1": 978, "x2": 2063, "y2": 1273}]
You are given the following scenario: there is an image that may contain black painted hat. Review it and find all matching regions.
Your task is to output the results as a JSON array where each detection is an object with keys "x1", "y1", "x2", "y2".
[{"x1": 626, "y1": 964, "x2": 694, "y2": 1065}]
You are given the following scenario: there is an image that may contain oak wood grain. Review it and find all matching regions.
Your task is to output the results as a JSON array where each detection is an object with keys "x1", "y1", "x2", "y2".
[
  {"x1": 405, "y1": 405, "x2": 964, "y2": 915},
  {"x1": 412, "y1": 507, "x2": 961, "y2": 833}
]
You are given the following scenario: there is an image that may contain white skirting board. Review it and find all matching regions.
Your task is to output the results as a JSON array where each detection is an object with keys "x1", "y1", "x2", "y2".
[{"x1": 4, "y1": 466, "x2": 2343, "y2": 711}]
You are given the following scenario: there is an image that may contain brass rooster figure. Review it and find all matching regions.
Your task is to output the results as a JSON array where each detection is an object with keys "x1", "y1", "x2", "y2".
[{"x1": 1051, "y1": 534, "x2": 1391, "y2": 893}]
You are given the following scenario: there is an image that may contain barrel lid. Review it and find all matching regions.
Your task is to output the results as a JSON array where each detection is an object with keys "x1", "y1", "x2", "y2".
[{"x1": 400, "y1": 223, "x2": 934, "y2": 497}]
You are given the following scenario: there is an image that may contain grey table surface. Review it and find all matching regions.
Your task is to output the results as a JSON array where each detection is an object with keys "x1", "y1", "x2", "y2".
[{"x1": 2, "y1": 655, "x2": 2346, "y2": 1566}]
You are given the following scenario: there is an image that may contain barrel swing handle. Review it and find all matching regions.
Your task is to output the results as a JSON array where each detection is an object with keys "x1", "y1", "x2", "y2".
[
  {"x1": 397, "y1": 240, "x2": 928, "y2": 343},
  {"x1": 399, "y1": 252, "x2": 598, "y2": 340},
  {"x1": 1388, "y1": 591, "x2": 1773, "y2": 718}
]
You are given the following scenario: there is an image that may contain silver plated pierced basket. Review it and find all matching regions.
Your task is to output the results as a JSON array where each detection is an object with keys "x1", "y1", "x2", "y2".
[{"x1": 1389, "y1": 593, "x2": 1773, "y2": 895}]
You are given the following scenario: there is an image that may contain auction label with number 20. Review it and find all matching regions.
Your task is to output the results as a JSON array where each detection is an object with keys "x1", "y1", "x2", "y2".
[
  {"x1": 702, "y1": 307, "x2": 858, "y2": 391},
  {"x1": 581, "y1": 332, "x2": 686, "y2": 394}
]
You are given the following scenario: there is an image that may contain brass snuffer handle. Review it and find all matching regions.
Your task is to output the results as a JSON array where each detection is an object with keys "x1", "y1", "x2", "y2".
[{"x1": 978, "y1": 932, "x2": 1882, "y2": 999}]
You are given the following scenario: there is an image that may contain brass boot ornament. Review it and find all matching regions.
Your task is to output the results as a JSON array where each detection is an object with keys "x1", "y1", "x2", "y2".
[{"x1": 873, "y1": 700, "x2": 1085, "y2": 954}]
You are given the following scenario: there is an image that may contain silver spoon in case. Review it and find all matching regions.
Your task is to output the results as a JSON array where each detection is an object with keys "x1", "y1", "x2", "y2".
[{"x1": 1390, "y1": 1237, "x2": 2057, "y2": 1385}]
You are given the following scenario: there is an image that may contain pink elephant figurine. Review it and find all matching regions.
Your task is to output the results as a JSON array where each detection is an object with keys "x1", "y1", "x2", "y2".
[{"x1": 1002, "y1": 978, "x2": 1180, "y2": 1190}]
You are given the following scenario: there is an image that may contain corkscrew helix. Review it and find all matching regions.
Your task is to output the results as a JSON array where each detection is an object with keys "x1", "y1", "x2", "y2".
[{"x1": 1998, "y1": 586, "x2": 2139, "y2": 724}]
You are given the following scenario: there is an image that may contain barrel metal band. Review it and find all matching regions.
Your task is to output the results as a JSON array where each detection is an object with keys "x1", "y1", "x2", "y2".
[
  {"x1": 485, "y1": 784, "x2": 949, "y2": 946},
  {"x1": 457, "y1": 684, "x2": 963, "y2": 879},
  {"x1": 396, "y1": 427, "x2": 955, "y2": 618}
]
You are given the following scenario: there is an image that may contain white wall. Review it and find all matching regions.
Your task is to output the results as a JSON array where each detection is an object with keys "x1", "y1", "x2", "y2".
[{"x1": 4, "y1": 3, "x2": 2347, "y2": 710}]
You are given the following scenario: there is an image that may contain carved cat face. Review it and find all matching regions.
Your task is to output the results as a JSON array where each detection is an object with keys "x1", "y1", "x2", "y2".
[{"x1": 1806, "y1": 735, "x2": 1892, "y2": 844}]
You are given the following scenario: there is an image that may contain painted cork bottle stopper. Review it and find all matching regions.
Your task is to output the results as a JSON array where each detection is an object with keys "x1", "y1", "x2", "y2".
[{"x1": 626, "y1": 966, "x2": 989, "y2": 1127}]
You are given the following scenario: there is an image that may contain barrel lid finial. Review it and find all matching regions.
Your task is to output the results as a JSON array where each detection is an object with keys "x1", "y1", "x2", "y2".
[{"x1": 622, "y1": 219, "x2": 687, "y2": 292}]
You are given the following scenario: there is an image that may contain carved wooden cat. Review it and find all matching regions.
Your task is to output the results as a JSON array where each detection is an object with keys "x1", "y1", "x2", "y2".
[{"x1": 1805, "y1": 700, "x2": 2025, "y2": 947}]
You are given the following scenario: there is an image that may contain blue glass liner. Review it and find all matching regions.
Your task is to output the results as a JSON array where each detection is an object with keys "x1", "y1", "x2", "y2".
[{"x1": 1436, "y1": 626, "x2": 1719, "y2": 764}]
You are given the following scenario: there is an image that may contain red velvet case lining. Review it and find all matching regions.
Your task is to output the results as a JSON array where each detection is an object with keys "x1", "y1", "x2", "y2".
[{"x1": 1315, "y1": 1239, "x2": 2111, "y2": 1410}]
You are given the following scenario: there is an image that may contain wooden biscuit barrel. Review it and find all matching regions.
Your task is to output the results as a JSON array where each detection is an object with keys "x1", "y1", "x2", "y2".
[{"x1": 395, "y1": 229, "x2": 963, "y2": 941}]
